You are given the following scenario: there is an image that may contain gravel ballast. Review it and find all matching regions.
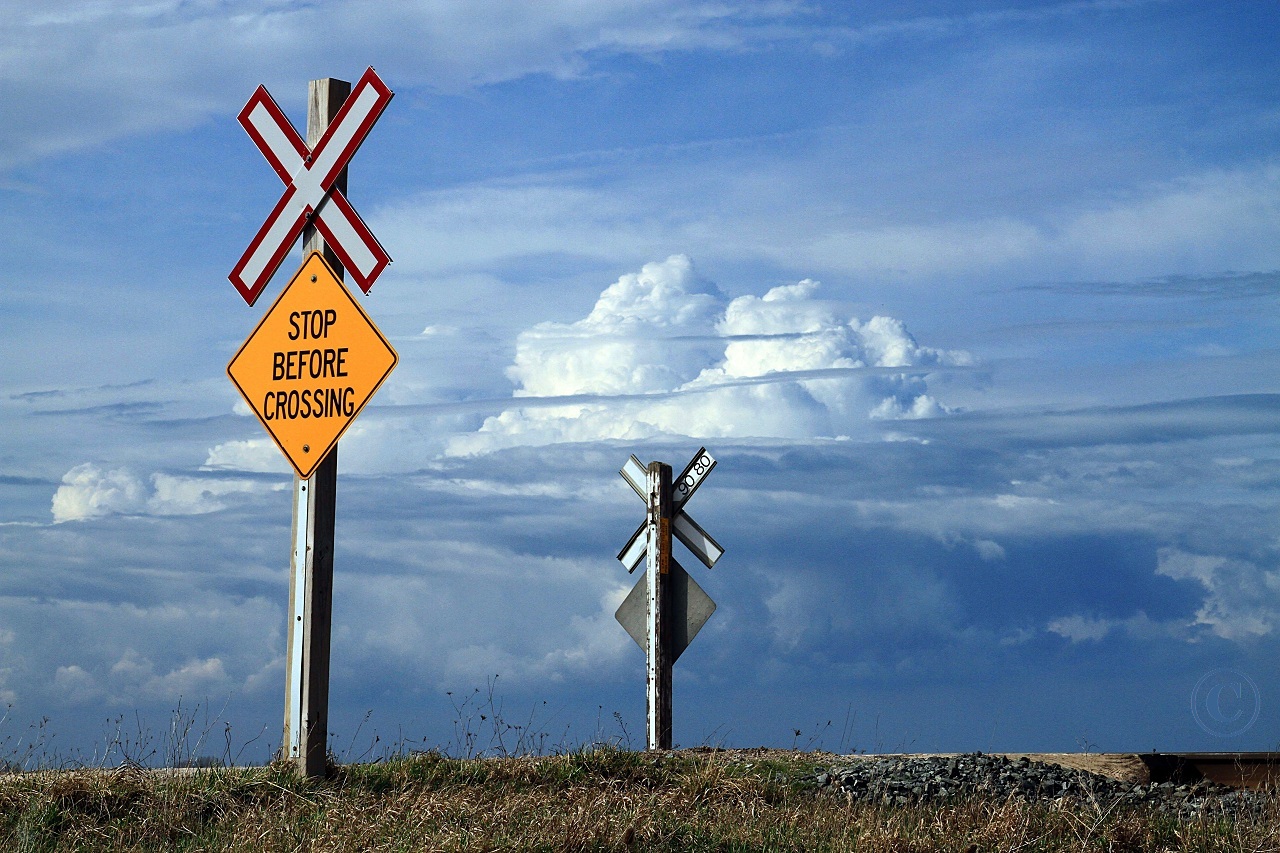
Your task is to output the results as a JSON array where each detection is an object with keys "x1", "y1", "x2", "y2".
[{"x1": 815, "y1": 753, "x2": 1269, "y2": 816}]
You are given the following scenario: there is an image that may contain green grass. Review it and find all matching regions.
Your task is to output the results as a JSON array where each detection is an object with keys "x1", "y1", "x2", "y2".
[{"x1": 0, "y1": 749, "x2": 1275, "y2": 851}]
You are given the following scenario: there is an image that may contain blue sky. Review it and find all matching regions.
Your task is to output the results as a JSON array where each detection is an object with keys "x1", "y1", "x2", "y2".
[{"x1": 3, "y1": 0, "x2": 1280, "y2": 762}]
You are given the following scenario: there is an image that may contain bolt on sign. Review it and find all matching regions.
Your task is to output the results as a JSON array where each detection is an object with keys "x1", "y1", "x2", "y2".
[{"x1": 227, "y1": 251, "x2": 397, "y2": 479}]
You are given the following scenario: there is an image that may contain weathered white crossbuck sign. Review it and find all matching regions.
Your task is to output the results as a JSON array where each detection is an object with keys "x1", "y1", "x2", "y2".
[
  {"x1": 230, "y1": 67, "x2": 392, "y2": 306},
  {"x1": 617, "y1": 448, "x2": 724, "y2": 573}
]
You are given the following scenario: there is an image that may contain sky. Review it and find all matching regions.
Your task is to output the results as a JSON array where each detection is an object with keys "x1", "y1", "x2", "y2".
[{"x1": 3, "y1": 0, "x2": 1280, "y2": 764}]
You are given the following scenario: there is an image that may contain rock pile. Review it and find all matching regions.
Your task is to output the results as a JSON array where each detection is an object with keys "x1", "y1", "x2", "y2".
[{"x1": 814, "y1": 753, "x2": 1269, "y2": 817}]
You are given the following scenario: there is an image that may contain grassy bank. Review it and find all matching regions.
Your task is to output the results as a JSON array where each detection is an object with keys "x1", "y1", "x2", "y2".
[{"x1": 0, "y1": 749, "x2": 1276, "y2": 851}]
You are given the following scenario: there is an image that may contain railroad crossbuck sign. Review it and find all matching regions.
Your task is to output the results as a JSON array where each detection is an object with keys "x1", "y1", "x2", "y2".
[
  {"x1": 226, "y1": 252, "x2": 397, "y2": 479},
  {"x1": 230, "y1": 67, "x2": 393, "y2": 305},
  {"x1": 615, "y1": 448, "x2": 724, "y2": 660},
  {"x1": 617, "y1": 448, "x2": 724, "y2": 574}
]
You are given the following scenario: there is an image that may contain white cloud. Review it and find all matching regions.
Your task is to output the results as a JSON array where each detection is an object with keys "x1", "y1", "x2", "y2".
[
  {"x1": 1057, "y1": 166, "x2": 1280, "y2": 276},
  {"x1": 508, "y1": 254, "x2": 725, "y2": 398},
  {"x1": 449, "y1": 255, "x2": 968, "y2": 454},
  {"x1": 848, "y1": 493, "x2": 1120, "y2": 549},
  {"x1": 109, "y1": 649, "x2": 233, "y2": 704},
  {"x1": 51, "y1": 463, "x2": 270, "y2": 522},
  {"x1": 973, "y1": 539, "x2": 1006, "y2": 562},
  {"x1": 148, "y1": 473, "x2": 266, "y2": 516},
  {"x1": 51, "y1": 464, "x2": 148, "y2": 523},
  {"x1": 0, "y1": 629, "x2": 17, "y2": 706},
  {"x1": 1157, "y1": 548, "x2": 1280, "y2": 641},
  {"x1": 1046, "y1": 611, "x2": 1190, "y2": 645},
  {"x1": 0, "y1": 0, "x2": 797, "y2": 169},
  {"x1": 781, "y1": 165, "x2": 1280, "y2": 281},
  {"x1": 376, "y1": 185, "x2": 656, "y2": 279},
  {"x1": 202, "y1": 439, "x2": 290, "y2": 475},
  {"x1": 53, "y1": 664, "x2": 101, "y2": 704},
  {"x1": 1046, "y1": 614, "x2": 1111, "y2": 643},
  {"x1": 0, "y1": 591, "x2": 283, "y2": 715},
  {"x1": 374, "y1": 157, "x2": 1280, "y2": 294},
  {"x1": 800, "y1": 218, "x2": 1044, "y2": 278}
]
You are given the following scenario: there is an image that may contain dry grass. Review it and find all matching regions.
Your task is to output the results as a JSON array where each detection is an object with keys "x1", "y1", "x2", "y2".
[{"x1": 0, "y1": 749, "x2": 1276, "y2": 851}]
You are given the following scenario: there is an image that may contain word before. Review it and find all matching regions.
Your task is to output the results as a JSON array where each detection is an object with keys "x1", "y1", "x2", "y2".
[{"x1": 272, "y1": 348, "x2": 349, "y2": 381}]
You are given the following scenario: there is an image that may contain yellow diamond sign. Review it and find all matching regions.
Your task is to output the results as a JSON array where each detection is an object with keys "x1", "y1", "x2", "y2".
[{"x1": 227, "y1": 252, "x2": 398, "y2": 479}]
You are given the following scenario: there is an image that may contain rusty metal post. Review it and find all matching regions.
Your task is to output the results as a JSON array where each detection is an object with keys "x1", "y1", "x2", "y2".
[
  {"x1": 645, "y1": 461, "x2": 673, "y2": 750},
  {"x1": 283, "y1": 76, "x2": 350, "y2": 779}
]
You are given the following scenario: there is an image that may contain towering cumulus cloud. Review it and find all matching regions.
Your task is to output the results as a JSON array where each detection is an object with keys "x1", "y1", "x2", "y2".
[{"x1": 450, "y1": 256, "x2": 968, "y2": 454}]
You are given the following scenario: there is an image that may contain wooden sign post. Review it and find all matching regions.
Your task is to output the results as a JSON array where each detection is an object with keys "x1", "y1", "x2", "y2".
[
  {"x1": 616, "y1": 449, "x2": 724, "y2": 750},
  {"x1": 645, "y1": 461, "x2": 674, "y2": 750},
  {"x1": 228, "y1": 71, "x2": 394, "y2": 777},
  {"x1": 284, "y1": 77, "x2": 347, "y2": 779}
]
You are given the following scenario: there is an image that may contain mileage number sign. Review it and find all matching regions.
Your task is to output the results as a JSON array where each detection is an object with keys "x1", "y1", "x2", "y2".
[{"x1": 672, "y1": 448, "x2": 716, "y2": 507}]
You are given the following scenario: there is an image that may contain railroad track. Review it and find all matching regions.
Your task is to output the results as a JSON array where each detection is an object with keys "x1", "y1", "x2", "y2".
[
  {"x1": 849, "y1": 751, "x2": 1280, "y2": 790},
  {"x1": 1140, "y1": 752, "x2": 1280, "y2": 790}
]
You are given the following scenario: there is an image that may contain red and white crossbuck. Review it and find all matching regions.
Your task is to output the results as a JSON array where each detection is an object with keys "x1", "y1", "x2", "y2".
[{"x1": 230, "y1": 67, "x2": 393, "y2": 305}]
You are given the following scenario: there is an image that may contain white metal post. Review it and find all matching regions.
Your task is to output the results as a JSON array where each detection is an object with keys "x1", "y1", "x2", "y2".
[{"x1": 284, "y1": 474, "x2": 310, "y2": 761}]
